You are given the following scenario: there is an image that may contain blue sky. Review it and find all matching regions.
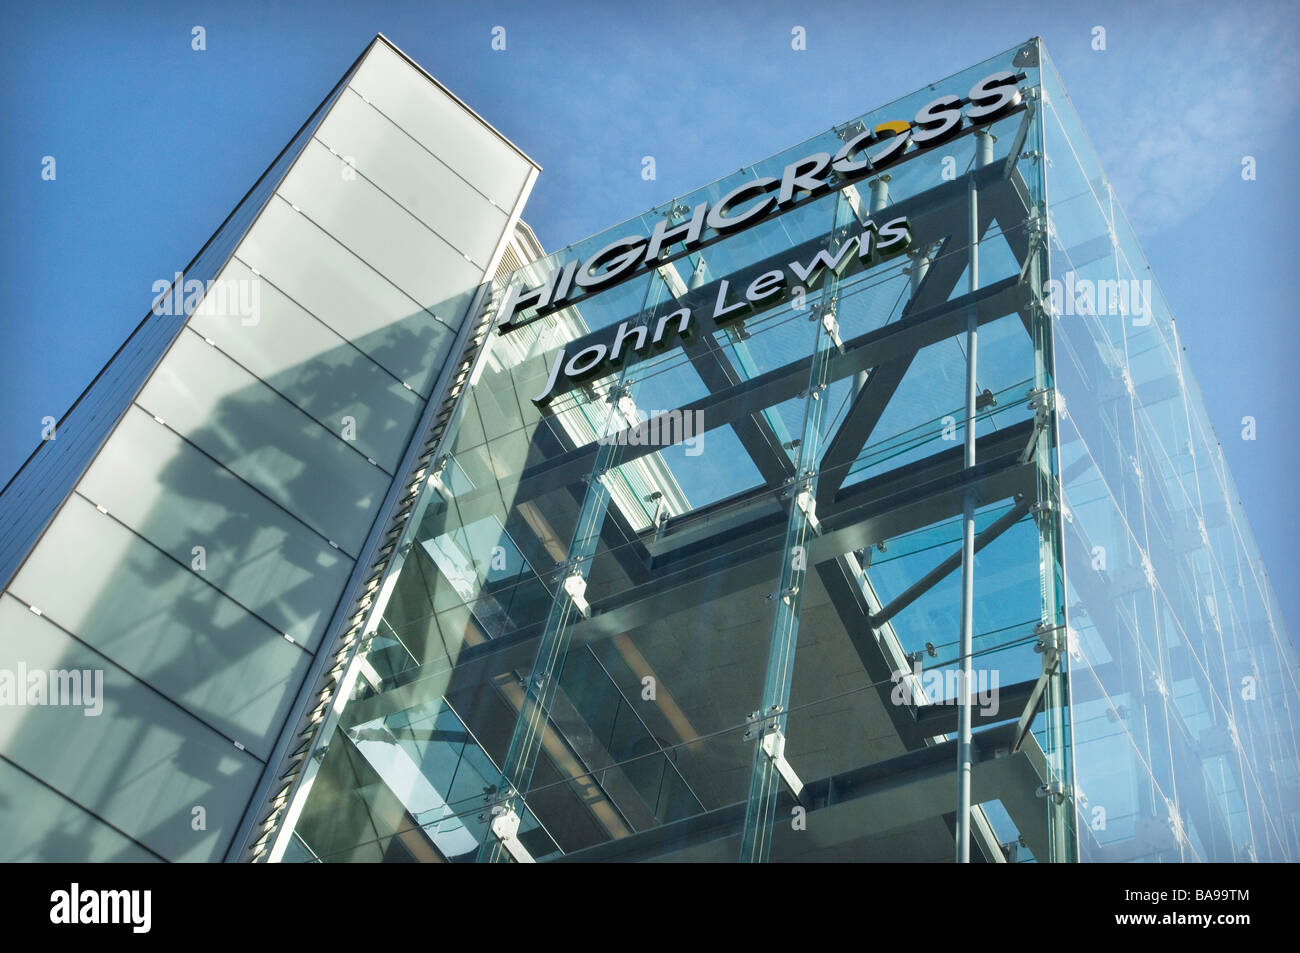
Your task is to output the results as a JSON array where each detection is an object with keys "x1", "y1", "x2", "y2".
[{"x1": 2, "y1": 0, "x2": 1296, "y2": 626}]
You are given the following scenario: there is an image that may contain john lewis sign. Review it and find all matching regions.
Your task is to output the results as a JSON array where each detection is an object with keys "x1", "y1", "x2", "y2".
[{"x1": 530, "y1": 215, "x2": 912, "y2": 403}]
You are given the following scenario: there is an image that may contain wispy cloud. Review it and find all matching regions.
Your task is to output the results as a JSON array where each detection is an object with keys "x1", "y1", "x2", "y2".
[{"x1": 1081, "y1": 4, "x2": 1299, "y2": 233}]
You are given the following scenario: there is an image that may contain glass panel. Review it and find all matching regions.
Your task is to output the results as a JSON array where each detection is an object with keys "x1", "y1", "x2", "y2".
[
  {"x1": 7, "y1": 495, "x2": 311, "y2": 760},
  {"x1": 1041, "y1": 42, "x2": 1300, "y2": 862},
  {"x1": 135, "y1": 329, "x2": 391, "y2": 555},
  {"x1": 0, "y1": 757, "x2": 160, "y2": 862},
  {"x1": 281, "y1": 39, "x2": 1064, "y2": 864},
  {"x1": 278, "y1": 39, "x2": 1299, "y2": 864},
  {"x1": 78, "y1": 406, "x2": 352, "y2": 649},
  {"x1": 315, "y1": 88, "x2": 510, "y2": 265},
  {"x1": 0, "y1": 594, "x2": 262, "y2": 861},
  {"x1": 348, "y1": 41, "x2": 533, "y2": 211},
  {"x1": 189, "y1": 258, "x2": 424, "y2": 473},
  {"x1": 278, "y1": 139, "x2": 483, "y2": 310},
  {"x1": 234, "y1": 196, "x2": 460, "y2": 395}
]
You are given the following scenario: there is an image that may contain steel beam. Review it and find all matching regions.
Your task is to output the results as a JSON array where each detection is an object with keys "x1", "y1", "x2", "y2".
[
  {"x1": 442, "y1": 277, "x2": 1030, "y2": 531},
  {"x1": 870, "y1": 498, "x2": 1030, "y2": 630},
  {"x1": 549, "y1": 723, "x2": 1050, "y2": 863}
]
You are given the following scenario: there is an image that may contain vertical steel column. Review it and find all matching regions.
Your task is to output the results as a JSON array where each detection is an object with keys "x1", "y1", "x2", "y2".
[
  {"x1": 857, "y1": 246, "x2": 929, "y2": 396},
  {"x1": 1022, "y1": 77, "x2": 1076, "y2": 862},
  {"x1": 956, "y1": 128, "x2": 993, "y2": 862},
  {"x1": 869, "y1": 174, "x2": 890, "y2": 213},
  {"x1": 477, "y1": 445, "x2": 614, "y2": 863},
  {"x1": 738, "y1": 198, "x2": 850, "y2": 863},
  {"x1": 977, "y1": 128, "x2": 996, "y2": 169},
  {"x1": 906, "y1": 245, "x2": 931, "y2": 300},
  {"x1": 737, "y1": 310, "x2": 833, "y2": 863},
  {"x1": 477, "y1": 275, "x2": 663, "y2": 862}
]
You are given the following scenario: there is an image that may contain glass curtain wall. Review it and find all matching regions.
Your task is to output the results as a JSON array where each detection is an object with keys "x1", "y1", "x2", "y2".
[
  {"x1": 278, "y1": 40, "x2": 1150, "y2": 863},
  {"x1": 1039, "y1": 47, "x2": 1300, "y2": 863}
]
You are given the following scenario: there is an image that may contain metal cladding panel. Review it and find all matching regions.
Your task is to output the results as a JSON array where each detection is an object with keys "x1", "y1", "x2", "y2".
[{"x1": 0, "y1": 37, "x2": 537, "y2": 862}]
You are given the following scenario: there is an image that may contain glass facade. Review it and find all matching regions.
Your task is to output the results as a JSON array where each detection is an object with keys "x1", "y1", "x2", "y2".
[
  {"x1": 1040, "y1": 55, "x2": 1300, "y2": 862},
  {"x1": 4, "y1": 34, "x2": 1294, "y2": 865},
  {"x1": 274, "y1": 38, "x2": 1300, "y2": 864}
]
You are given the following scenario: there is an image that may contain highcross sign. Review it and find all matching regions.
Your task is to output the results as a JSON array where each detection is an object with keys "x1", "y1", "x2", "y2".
[{"x1": 504, "y1": 69, "x2": 1028, "y2": 404}]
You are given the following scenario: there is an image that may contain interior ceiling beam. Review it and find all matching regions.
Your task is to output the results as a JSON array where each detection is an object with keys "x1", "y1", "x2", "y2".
[
  {"x1": 818, "y1": 170, "x2": 1036, "y2": 509},
  {"x1": 443, "y1": 276, "x2": 1030, "y2": 531},
  {"x1": 816, "y1": 554, "x2": 933, "y2": 750},
  {"x1": 869, "y1": 497, "x2": 1031, "y2": 629},
  {"x1": 914, "y1": 677, "x2": 1042, "y2": 735},
  {"x1": 682, "y1": 333, "x2": 795, "y2": 486},
  {"x1": 568, "y1": 422, "x2": 1037, "y2": 649},
  {"x1": 815, "y1": 553, "x2": 1042, "y2": 747},
  {"x1": 816, "y1": 235, "x2": 973, "y2": 508},
  {"x1": 548, "y1": 722, "x2": 1049, "y2": 863},
  {"x1": 412, "y1": 421, "x2": 1039, "y2": 707},
  {"x1": 817, "y1": 356, "x2": 914, "y2": 508}
]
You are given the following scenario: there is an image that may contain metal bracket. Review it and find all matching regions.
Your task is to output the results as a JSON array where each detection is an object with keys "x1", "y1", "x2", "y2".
[
  {"x1": 833, "y1": 118, "x2": 867, "y2": 142},
  {"x1": 744, "y1": 712, "x2": 805, "y2": 803},
  {"x1": 647, "y1": 491, "x2": 669, "y2": 537},
  {"x1": 1140, "y1": 551, "x2": 1155, "y2": 588},
  {"x1": 1017, "y1": 215, "x2": 1048, "y2": 287},
  {"x1": 1000, "y1": 86, "x2": 1039, "y2": 182},
  {"x1": 743, "y1": 706, "x2": 781, "y2": 741},
  {"x1": 563, "y1": 570, "x2": 591, "y2": 617},
  {"x1": 1129, "y1": 454, "x2": 1144, "y2": 484},
  {"x1": 1001, "y1": 833, "x2": 1028, "y2": 862},
  {"x1": 1027, "y1": 387, "x2": 1054, "y2": 414},
  {"x1": 1033, "y1": 621, "x2": 1066, "y2": 670},
  {"x1": 1011, "y1": 620, "x2": 1072, "y2": 755},
  {"x1": 820, "y1": 310, "x2": 844, "y2": 351},
  {"x1": 766, "y1": 585, "x2": 801, "y2": 606},
  {"x1": 615, "y1": 394, "x2": 640, "y2": 431},
  {"x1": 1029, "y1": 498, "x2": 1071, "y2": 523},
  {"x1": 487, "y1": 806, "x2": 535, "y2": 864},
  {"x1": 1026, "y1": 292, "x2": 1050, "y2": 327},
  {"x1": 907, "y1": 642, "x2": 938, "y2": 664},
  {"x1": 1018, "y1": 387, "x2": 1058, "y2": 465},
  {"x1": 793, "y1": 486, "x2": 821, "y2": 533},
  {"x1": 517, "y1": 671, "x2": 549, "y2": 692},
  {"x1": 1035, "y1": 779, "x2": 1070, "y2": 805},
  {"x1": 429, "y1": 455, "x2": 450, "y2": 494},
  {"x1": 760, "y1": 729, "x2": 805, "y2": 802}
]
